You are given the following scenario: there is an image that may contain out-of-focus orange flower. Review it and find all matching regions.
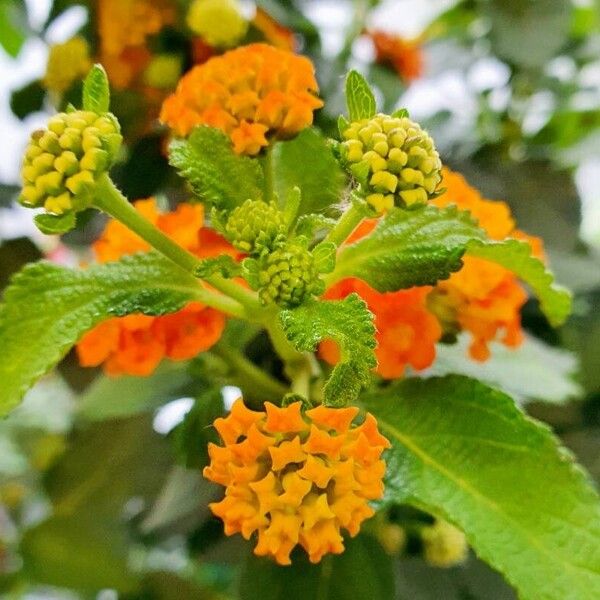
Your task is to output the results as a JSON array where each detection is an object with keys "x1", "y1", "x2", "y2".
[
  {"x1": 204, "y1": 399, "x2": 390, "y2": 565},
  {"x1": 98, "y1": 0, "x2": 176, "y2": 89},
  {"x1": 77, "y1": 199, "x2": 237, "y2": 376},
  {"x1": 252, "y1": 8, "x2": 296, "y2": 52},
  {"x1": 429, "y1": 168, "x2": 542, "y2": 361},
  {"x1": 191, "y1": 38, "x2": 216, "y2": 65},
  {"x1": 160, "y1": 43, "x2": 323, "y2": 154},
  {"x1": 321, "y1": 279, "x2": 441, "y2": 379},
  {"x1": 368, "y1": 30, "x2": 424, "y2": 82}
]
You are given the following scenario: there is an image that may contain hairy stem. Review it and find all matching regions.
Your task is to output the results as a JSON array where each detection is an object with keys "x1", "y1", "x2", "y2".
[
  {"x1": 323, "y1": 198, "x2": 367, "y2": 247},
  {"x1": 94, "y1": 174, "x2": 262, "y2": 317}
]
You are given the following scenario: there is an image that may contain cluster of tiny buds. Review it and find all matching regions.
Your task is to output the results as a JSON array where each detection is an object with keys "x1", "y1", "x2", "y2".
[
  {"x1": 258, "y1": 242, "x2": 324, "y2": 308},
  {"x1": 20, "y1": 110, "x2": 122, "y2": 215},
  {"x1": 340, "y1": 113, "x2": 442, "y2": 214}
]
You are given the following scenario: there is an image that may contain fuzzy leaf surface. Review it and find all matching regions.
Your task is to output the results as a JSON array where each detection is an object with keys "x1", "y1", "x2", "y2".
[
  {"x1": 345, "y1": 70, "x2": 377, "y2": 121},
  {"x1": 82, "y1": 64, "x2": 110, "y2": 114},
  {"x1": 0, "y1": 253, "x2": 203, "y2": 415},
  {"x1": 466, "y1": 238, "x2": 572, "y2": 326},
  {"x1": 333, "y1": 205, "x2": 485, "y2": 290},
  {"x1": 169, "y1": 126, "x2": 264, "y2": 210},
  {"x1": 364, "y1": 376, "x2": 600, "y2": 600},
  {"x1": 272, "y1": 128, "x2": 345, "y2": 215},
  {"x1": 280, "y1": 295, "x2": 376, "y2": 406}
]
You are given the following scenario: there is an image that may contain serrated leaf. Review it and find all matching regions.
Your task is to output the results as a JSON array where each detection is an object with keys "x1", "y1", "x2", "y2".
[
  {"x1": 239, "y1": 534, "x2": 395, "y2": 600},
  {"x1": 272, "y1": 128, "x2": 345, "y2": 216},
  {"x1": 345, "y1": 70, "x2": 377, "y2": 121},
  {"x1": 194, "y1": 255, "x2": 241, "y2": 279},
  {"x1": 280, "y1": 295, "x2": 376, "y2": 406},
  {"x1": 295, "y1": 214, "x2": 336, "y2": 238},
  {"x1": 82, "y1": 64, "x2": 110, "y2": 113},
  {"x1": 364, "y1": 375, "x2": 600, "y2": 600},
  {"x1": 421, "y1": 333, "x2": 581, "y2": 404},
  {"x1": 169, "y1": 126, "x2": 264, "y2": 210},
  {"x1": 392, "y1": 108, "x2": 410, "y2": 118},
  {"x1": 333, "y1": 205, "x2": 484, "y2": 291},
  {"x1": 34, "y1": 212, "x2": 76, "y2": 235},
  {"x1": 466, "y1": 238, "x2": 572, "y2": 326},
  {"x1": 0, "y1": 252, "x2": 204, "y2": 416}
]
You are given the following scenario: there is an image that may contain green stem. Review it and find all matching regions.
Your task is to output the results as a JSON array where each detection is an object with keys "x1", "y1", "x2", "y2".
[
  {"x1": 212, "y1": 344, "x2": 288, "y2": 401},
  {"x1": 323, "y1": 198, "x2": 367, "y2": 247},
  {"x1": 94, "y1": 174, "x2": 262, "y2": 316},
  {"x1": 262, "y1": 145, "x2": 274, "y2": 203}
]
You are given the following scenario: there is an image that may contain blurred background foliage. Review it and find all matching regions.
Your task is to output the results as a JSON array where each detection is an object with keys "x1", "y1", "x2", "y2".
[{"x1": 0, "y1": 0, "x2": 599, "y2": 598}]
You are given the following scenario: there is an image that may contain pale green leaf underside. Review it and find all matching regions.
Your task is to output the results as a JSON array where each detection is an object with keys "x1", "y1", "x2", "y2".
[
  {"x1": 82, "y1": 64, "x2": 110, "y2": 114},
  {"x1": 334, "y1": 205, "x2": 485, "y2": 290},
  {"x1": 345, "y1": 70, "x2": 377, "y2": 122},
  {"x1": 0, "y1": 253, "x2": 201, "y2": 416},
  {"x1": 364, "y1": 376, "x2": 600, "y2": 600},
  {"x1": 169, "y1": 126, "x2": 264, "y2": 210},
  {"x1": 280, "y1": 295, "x2": 376, "y2": 406},
  {"x1": 466, "y1": 238, "x2": 572, "y2": 326}
]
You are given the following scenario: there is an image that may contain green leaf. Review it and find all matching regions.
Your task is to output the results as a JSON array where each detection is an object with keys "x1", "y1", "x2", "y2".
[
  {"x1": 272, "y1": 128, "x2": 345, "y2": 215},
  {"x1": 34, "y1": 212, "x2": 76, "y2": 235},
  {"x1": 333, "y1": 205, "x2": 484, "y2": 291},
  {"x1": 82, "y1": 64, "x2": 110, "y2": 113},
  {"x1": 312, "y1": 241, "x2": 337, "y2": 274},
  {"x1": 0, "y1": 0, "x2": 27, "y2": 57},
  {"x1": 364, "y1": 376, "x2": 600, "y2": 600},
  {"x1": 194, "y1": 255, "x2": 242, "y2": 279},
  {"x1": 423, "y1": 333, "x2": 581, "y2": 404},
  {"x1": 77, "y1": 361, "x2": 192, "y2": 422},
  {"x1": 280, "y1": 295, "x2": 376, "y2": 406},
  {"x1": 0, "y1": 252, "x2": 202, "y2": 416},
  {"x1": 239, "y1": 534, "x2": 395, "y2": 600},
  {"x1": 466, "y1": 239, "x2": 572, "y2": 326},
  {"x1": 295, "y1": 214, "x2": 336, "y2": 238},
  {"x1": 21, "y1": 516, "x2": 139, "y2": 593},
  {"x1": 483, "y1": 0, "x2": 572, "y2": 68},
  {"x1": 345, "y1": 70, "x2": 377, "y2": 122},
  {"x1": 10, "y1": 80, "x2": 45, "y2": 120},
  {"x1": 169, "y1": 126, "x2": 264, "y2": 210}
]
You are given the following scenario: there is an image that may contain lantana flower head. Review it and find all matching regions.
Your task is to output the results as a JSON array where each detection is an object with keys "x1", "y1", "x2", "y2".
[
  {"x1": 368, "y1": 30, "x2": 424, "y2": 83},
  {"x1": 160, "y1": 43, "x2": 323, "y2": 154},
  {"x1": 186, "y1": 0, "x2": 248, "y2": 48},
  {"x1": 43, "y1": 37, "x2": 92, "y2": 94},
  {"x1": 77, "y1": 199, "x2": 238, "y2": 376},
  {"x1": 204, "y1": 399, "x2": 390, "y2": 565},
  {"x1": 429, "y1": 168, "x2": 541, "y2": 360}
]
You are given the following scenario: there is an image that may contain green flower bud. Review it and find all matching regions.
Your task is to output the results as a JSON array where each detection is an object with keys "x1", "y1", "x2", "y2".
[
  {"x1": 19, "y1": 110, "x2": 122, "y2": 216},
  {"x1": 258, "y1": 242, "x2": 324, "y2": 308},
  {"x1": 421, "y1": 519, "x2": 468, "y2": 568},
  {"x1": 340, "y1": 113, "x2": 442, "y2": 213},
  {"x1": 223, "y1": 199, "x2": 287, "y2": 255}
]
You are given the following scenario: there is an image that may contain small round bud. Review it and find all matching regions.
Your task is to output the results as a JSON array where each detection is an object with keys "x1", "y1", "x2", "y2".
[
  {"x1": 19, "y1": 110, "x2": 122, "y2": 216},
  {"x1": 258, "y1": 243, "x2": 323, "y2": 307},
  {"x1": 186, "y1": 0, "x2": 248, "y2": 48},
  {"x1": 340, "y1": 113, "x2": 442, "y2": 212},
  {"x1": 421, "y1": 519, "x2": 468, "y2": 568},
  {"x1": 223, "y1": 199, "x2": 287, "y2": 255}
]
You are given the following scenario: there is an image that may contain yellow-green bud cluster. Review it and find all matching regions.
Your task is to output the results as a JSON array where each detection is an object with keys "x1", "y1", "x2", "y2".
[
  {"x1": 421, "y1": 519, "x2": 468, "y2": 568},
  {"x1": 258, "y1": 243, "x2": 323, "y2": 308},
  {"x1": 20, "y1": 110, "x2": 122, "y2": 215},
  {"x1": 224, "y1": 199, "x2": 287, "y2": 255},
  {"x1": 340, "y1": 113, "x2": 442, "y2": 213}
]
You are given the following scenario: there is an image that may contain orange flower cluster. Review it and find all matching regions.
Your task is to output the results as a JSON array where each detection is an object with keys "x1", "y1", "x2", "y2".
[
  {"x1": 204, "y1": 399, "x2": 390, "y2": 565},
  {"x1": 77, "y1": 199, "x2": 236, "y2": 376},
  {"x1": 368, "y1": 30, "x2": 424, "y2": 82},
  {"x1": 160, "y1": 43, "x2": 323, "y2": 154},
  {"x1": 321, "y1": 279, "x2": 441, "y2": 379},
  {"x1": 98, "y1": 0, "x2": 176, "y2": 89},
  {"x1": 430, "y1": 168, "x2": 541, "y2": 361}
]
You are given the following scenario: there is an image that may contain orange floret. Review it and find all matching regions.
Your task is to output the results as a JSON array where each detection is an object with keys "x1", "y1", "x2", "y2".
[
  {"x1": 368, "y1": 30, "x2": 424, "y2": 82},
  {"x1": 321, "y1": 279, "x2": 442, "y2": 379},
  {"x1": 204, "y1": 399, "x2": 390, "y2": 565},
  {"x1": 160, "y1": 43, "x2": 323, "y2": 154},
  {"x1": 76, "y1": 199, "x2": 237, "y2": 376},
  {"x1": 429, "y1": 167, "x2": 541, "y2": 360}
]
